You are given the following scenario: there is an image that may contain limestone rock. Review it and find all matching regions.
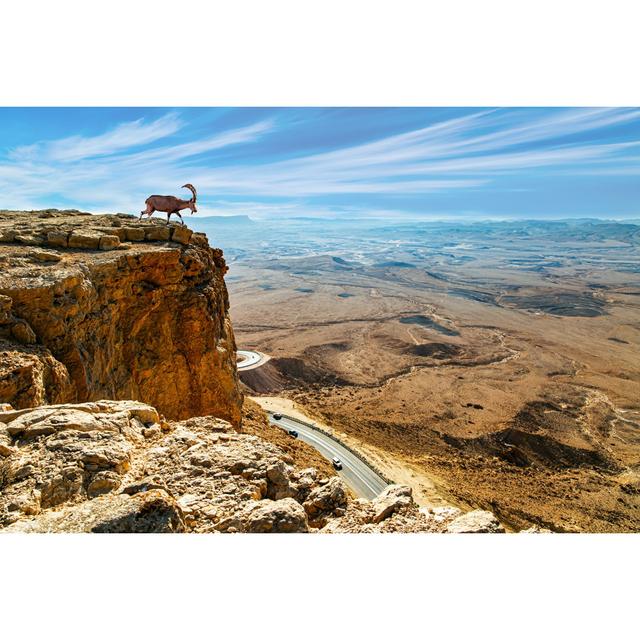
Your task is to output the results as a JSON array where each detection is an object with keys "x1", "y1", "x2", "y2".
[
  {"x1": 2, "y1": 490, "x2": 185, "y2": 533},
  {"x1": 303, "y1": 476, "x2": 347, "y2": 523},
  {"x1": 10, "y1": 320, "x2": 36, "y2": 344},
  {"x1": 238, "y1": 498, "x2": 309, "y2": 533},
  {"x1": 419, "y1": 505, "x2": 463, "y2": 525},
  {"x1": 0, "y1": 400, "x2": 506, "y2": 535},
  {"x1": 87, "y1": 470, "x2": 122, "y2": 497},
  {"x1": 16, "y1": 234, "x2": 43, "y2": 246},
  {"x1": 0, "y1": 342, "x2": 74, "y2": 409},
  {"x1": 446, "y1": 509, "x2": 505, "y2": 533},
  {"x1": 171, "y1": 225, "x2": 193, "y2": 245},
  {"x1": 46, "y1": 231, "x2": 69, "y2": 248},
  {"x1": 265, "y1": 459, "x2": 294, "y2": 499},
  {"x1": 29, "y1": 249, "x2": 62, "y2": 262},
  {"x1": 0, "y1": 401, "x2": 310, "y2": 533},
  {"x1": 98, "y1": 235, "x2": 120, "y2": 250},
  {"x1": 68, "y1": 232, "x2": 100, "y2": 249},
  {"x1": 145, "y1": 226, "x2": 170, "y2": 241},
  {"x1": 124, "y1": 227, "x2": 145, "y2": 241},
  {"x1": 371, "y1": 484, "x2": 413, "y2": 523},
  {"x1": 0, "y1": 211, "x2": 242, "y2": 424}
]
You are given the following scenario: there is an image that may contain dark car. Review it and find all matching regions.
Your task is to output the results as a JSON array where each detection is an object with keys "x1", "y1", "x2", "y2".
[
  {"x1": 332, "y1": 457, "x2": 343, "y2": 470},
  {"x1": 288, "y1": 430, "x2": 299, "y2": 438},
  {"x1": 273, "y1": 413, "x2": 283, "y2": 420}
]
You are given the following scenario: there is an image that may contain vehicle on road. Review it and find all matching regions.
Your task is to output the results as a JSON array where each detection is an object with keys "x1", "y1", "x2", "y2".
[
  {"x1": 332, "y1": 457, "x2": 343, "y2": 470},
  {"x1": 288, "y1": 430, "x2": 299, "y2": 438},
  {"x1": 273, "y1": 413, "x2": 283, "y2": 420}
]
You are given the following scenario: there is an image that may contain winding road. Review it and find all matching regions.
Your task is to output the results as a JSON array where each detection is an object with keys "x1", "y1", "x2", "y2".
[
  {"x1": 236, "y1": 350, "x2": 269, "y2": 370},
  {"x1": 267, "y1": 412, "x2": 388, "y2": 500}
]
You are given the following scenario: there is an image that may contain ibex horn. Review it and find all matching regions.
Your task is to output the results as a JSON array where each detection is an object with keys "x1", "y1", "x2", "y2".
[{"x1": 181, "y1": 183, "x2": 197, "y2": 202}]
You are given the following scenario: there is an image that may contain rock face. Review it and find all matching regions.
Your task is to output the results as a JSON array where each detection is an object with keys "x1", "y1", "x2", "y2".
[
  {"x1": 0, "y1": 211, "x2": 241, "y2": 425},
  {"x1": 4, "y1": 490, "x2": 186, "y2": 533},
  {"x1": 0, "y1": 400, "x2": 506, "y2": 533},
  {"x1": 446, "y1": 509, "x2": 505, "y2": 533},
  {"x1": 371, "y1": 484, "x2": 413, "y2": 523},
  {"x1": 0, "y1": 210, "x2": 507, "y2": 534}
]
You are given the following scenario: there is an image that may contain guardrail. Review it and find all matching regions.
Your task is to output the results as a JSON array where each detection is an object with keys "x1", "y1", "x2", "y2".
[{"x1": 267, "y1": 410, "x2": 394, "y2": 486}]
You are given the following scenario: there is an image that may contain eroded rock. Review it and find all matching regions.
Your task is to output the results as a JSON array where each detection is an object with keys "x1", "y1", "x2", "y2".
[
  {"x1": 446, "y1": 510, "x2": 505, "y2": 533},
  {"x1": 237, "y1": 498, "x2": 309, "y2": 533},
  {"x1": 0, "y1": 211, "x2": 242, "y2": 424},
  {"x1": 0, "y1": 400, "x2": 505, "y2": 535},
  {"x1": 68, "y1": 232, "x2": 100, "y2": 249},
  {"x1": 2, "y1": 490, "x2": 185, "y2": 533},
  {"x1": 303, "y1": 476, "x2": 347, "y2": 525},
  {"x1": 98, "y1": 235, "x2": 120, "y2": 250},
  {"x1": 371, "y1": 484, "x2": 413, "y2": 523}
]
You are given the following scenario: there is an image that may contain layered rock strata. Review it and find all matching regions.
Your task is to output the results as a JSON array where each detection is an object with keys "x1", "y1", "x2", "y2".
[{"x1": 0, "y1": 211, "x2": 241, "y2": 425}]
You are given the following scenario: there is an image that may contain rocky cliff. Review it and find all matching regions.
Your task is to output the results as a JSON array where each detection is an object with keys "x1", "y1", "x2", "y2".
[
  {"x1": 0, "y1": 210, "x2": 242, "y2": 425},
  {"x1": 0, "y1": 210, "x2": 507, "y2": 533},
  {"x1": 0, "y1": 399, "x2": 506, "y2": 533}
]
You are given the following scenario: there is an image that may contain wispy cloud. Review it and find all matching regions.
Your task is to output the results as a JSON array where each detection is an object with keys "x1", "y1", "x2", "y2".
[
  {"x1": 1, "y1": 107, "x2": 639, "y2": 217},
  {"x1": 119, "y1": 119, "x2": 275, "y2": 165},
  {"x1": 10, "y1": 112, "x2": 183, "y2": 162}
]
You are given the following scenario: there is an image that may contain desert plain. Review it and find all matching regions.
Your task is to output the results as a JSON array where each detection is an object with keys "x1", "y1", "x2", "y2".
[{"x1": 192, "y1": 215, "x2": 640, "y2": 532}]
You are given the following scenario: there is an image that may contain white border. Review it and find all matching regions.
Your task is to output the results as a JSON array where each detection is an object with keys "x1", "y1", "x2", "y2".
[
  {"x1": 1, "y1": 1, "x2": 638, "y2": 637},
  {"x1": 1, "y1": 0, "x2": 639, "y2": 106}
]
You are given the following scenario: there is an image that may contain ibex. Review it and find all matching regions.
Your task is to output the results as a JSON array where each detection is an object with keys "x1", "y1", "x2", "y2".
[{"x1": 140, "y1": 184, "x2": 198, "y2": 224}]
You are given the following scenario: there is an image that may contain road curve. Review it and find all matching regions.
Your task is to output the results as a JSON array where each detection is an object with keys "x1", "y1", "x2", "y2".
[
  {"x1": 237, "y1": 350, "x2": 268, "y2": 370},
  {"x1": 267, "y1": 412, "x2": 388, "y2": 500}
]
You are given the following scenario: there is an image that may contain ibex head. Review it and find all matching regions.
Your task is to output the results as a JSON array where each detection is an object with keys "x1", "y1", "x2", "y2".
[{"x1": 182, "y1": 183, "x2": 198, "y2": 214}]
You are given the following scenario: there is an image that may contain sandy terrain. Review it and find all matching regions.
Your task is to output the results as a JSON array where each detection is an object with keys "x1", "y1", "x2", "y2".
[{"x1": 193, "y1": 216, "x2": 640, "y2": 532}]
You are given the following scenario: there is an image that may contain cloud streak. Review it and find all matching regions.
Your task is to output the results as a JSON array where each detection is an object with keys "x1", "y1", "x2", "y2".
[
  {"x1": 1, "y1": 107, "x2": 639, "y2": 217},
  {"x1": 10, "y1": 112, "x2": 184, "y2": 163}
]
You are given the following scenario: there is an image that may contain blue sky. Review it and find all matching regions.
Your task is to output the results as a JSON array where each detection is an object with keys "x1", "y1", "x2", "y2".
[{"x1": 1, "y1": 107, "x2": 639, "y2": 220}]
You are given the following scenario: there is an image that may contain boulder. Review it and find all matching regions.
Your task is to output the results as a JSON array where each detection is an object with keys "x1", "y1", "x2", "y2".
[
  {"x1": 1, "y1": 490, "x2": 186, "y2": 533},
  {"x1": 30, "y1": 249, "x2": 62, "y2": 262},
  {"x1": 10, "y1": 320, "x2": 36, "y2": 345},
  {"x1": 446, "y1": 509, "x2": 505, "y2": 533},
  {"x1": 124, "y1": 226, "x2": 146, "y2": 241},
  {"x1": 145, "y1": 226, "x2": 171, "y2": 241},
  {"x1": 5, "y1": 405, "x2": 128, "y2": 438},
  {"x1": 419, "y1": 505, "x2": 463, "y2": 525},
  {"x1": 519, "y1": 525, "x2": 552, "y2": 533},
  {"x1": 239, "y1": 498, "x2": 309, "y2": 533},
  {"x1": 303, "y1": 476, "x2": 347, "y2": 521},
  {"x1": 87, "y1": 470, "x2": 122, "y2": 497},
  {"x1": 15, "y1": 234, "x2": 43, "y2": 246},
  {"x1": 171, "y1": 225, "x2": 193, "y2": 245},
  {"x1": 68, "y1": 232, "x2": 100, "y2": 250},
  {"x1": 98, "y1": 235, "x2": 120, "y2": 250},
  {"x1": 265, "y1": 460, "x2": 294, "y2": 500},
  {"x1": 371, "y1": 484, "x2": 413, "y2": 523}
]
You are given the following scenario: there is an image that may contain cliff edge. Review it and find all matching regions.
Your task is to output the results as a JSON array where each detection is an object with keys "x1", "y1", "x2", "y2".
[
  {"x1": 0, "y1": 210, "x2": 507, "y2": 533},
  {"x1": 0, "y1": 210, "x2": 242, "y2": 425}
]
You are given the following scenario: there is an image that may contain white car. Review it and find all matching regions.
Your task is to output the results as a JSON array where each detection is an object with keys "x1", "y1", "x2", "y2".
[{"x1": 332, "y1": 457, "x2": 343, "y2": 470}]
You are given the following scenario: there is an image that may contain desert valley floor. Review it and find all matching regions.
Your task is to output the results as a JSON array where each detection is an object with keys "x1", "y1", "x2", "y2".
[{"x1": 192, "y1": 216, "x2": 640, "y2": 532}]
